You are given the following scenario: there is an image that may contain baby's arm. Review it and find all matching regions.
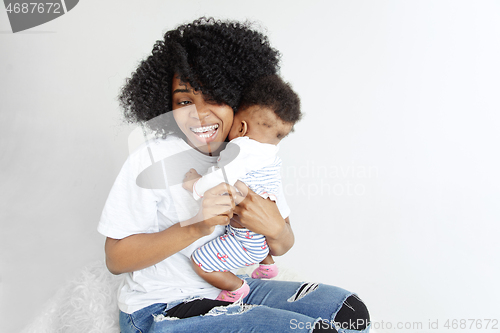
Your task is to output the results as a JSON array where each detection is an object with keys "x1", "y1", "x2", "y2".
[
  {"x1": 183, "y1": 139, "x2": 276, "y2": 199},
  {"x1": 187, "y1": 162, "x2": 248, "y2": 200},
  {"x1": 181, "y1": 161, "x2": 247, "y2": 199},
  {"x1": 182, "y1": 168, "x2": 202, "y2": 192},
  {"x1": 184, "y1": 142, "x2": 253, "y2": 199}
]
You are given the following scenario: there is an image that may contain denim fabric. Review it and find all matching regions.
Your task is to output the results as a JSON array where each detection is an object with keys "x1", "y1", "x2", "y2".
[
  {"x1": 120, "y1": 303, "x2": 168, "y2": 333},
  {"x1": 119, "y1": 278, "x2": 370, "y2": 333}
]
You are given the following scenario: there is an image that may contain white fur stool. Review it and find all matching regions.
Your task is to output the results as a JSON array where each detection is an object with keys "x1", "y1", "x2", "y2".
[{"x1": 21, "y1": 261, "x2": 122, "y2": 333}]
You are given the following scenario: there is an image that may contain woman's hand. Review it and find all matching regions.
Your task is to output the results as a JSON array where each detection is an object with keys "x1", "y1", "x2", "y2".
[
  {"x1": 105, "y1": 182, "x2": 239, "y2": 275},
  {"x1": 232, "y1": 181, "x2": 294, "y2": 256},
  {"x1": 189, "y1": 182, "x2": 238, "y2": 237}
]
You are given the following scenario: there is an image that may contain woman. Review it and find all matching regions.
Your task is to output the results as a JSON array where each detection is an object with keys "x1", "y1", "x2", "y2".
[{"x1": 99, "y1": 17, "x2": 370, "y2": 332}]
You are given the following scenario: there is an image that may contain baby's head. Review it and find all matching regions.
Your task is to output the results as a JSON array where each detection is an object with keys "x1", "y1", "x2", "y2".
[{"x1": 228, "y1": 75, "x2": 302, "y2": 145}]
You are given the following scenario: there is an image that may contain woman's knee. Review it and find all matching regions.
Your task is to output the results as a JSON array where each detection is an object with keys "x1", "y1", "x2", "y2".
[
  {"x1": 333, "y1": 294, "x2": 370, "y2": 331},
  {"x1": 310, "y1": 294, "x2": 369, "y2": 332}
]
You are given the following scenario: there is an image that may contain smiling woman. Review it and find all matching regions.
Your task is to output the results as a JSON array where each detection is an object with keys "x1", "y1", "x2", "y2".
[
  {"x1": 100, "y1": 17, "x2": 370, "y2": 333},
  {"x1": 171, "y1": 75, "x2": 234, "y2": 155},
  {"x1": 118, "y1": 18, "x2": 279, "y2": 139}
]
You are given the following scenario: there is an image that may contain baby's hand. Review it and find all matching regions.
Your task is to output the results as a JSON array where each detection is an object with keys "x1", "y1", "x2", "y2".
[{"x1": 183, "y1": 168, "x2": 202, "y2": 192}]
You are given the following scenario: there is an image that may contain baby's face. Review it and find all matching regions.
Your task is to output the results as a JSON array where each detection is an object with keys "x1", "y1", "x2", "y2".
[{"x1": 228, "y1": 105, "x2": 293, "y2": 145}]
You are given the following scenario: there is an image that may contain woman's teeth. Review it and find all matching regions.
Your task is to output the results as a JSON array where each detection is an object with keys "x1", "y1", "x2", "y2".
[
  {"x1": 191, "y1": 124, "x2": 219, "y2": 133},
  {"x1": 191, "y1": 124, "x2": 219, "y2": 138}
]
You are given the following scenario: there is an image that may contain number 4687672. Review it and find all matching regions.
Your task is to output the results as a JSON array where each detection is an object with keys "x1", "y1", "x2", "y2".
[
  {"x1": 444, "y1": 319, "x2": 498, "y2": 330},
  {"x1": 6, "y1": 2, "x2": 62, "y2": 14}
]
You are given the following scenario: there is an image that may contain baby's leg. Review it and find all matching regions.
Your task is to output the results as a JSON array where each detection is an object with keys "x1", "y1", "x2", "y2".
[
  {"x1": 252, "y1": 253, "x2": 279, "y2": 279},
  {"x1": 191, "y1": 257, "x2": 243, "y2": 291},
  {"x1": 191, "y1": 228, "x2": 258, "y2": 302},
  {"x1": 260, "y1": 253, "x2": 275, "y2": 265},
  {"x1": 191, "y1": 257, "x2": 250, "y2": 302}
]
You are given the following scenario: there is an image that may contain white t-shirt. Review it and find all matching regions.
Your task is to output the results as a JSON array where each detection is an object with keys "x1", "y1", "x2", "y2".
[
  {"x1": 193, "y1": 136, "x2": 284, "y2": 202},
  {"x1": 98, "y1": 135, "x2": 290, "y2": 314}
]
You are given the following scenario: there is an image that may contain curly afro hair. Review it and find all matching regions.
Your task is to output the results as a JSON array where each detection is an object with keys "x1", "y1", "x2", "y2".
[
  {"x1": 239, "y1": 75, "x2": 302, "y2": 126},
  {"x1": 119, "y1": 17, "x2": 281, "y2": 136}
]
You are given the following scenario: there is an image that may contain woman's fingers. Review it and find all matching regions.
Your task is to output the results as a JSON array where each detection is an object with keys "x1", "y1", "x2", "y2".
[
  {"x1": 205, "y1": 182, "x2": 236, "y2": 196},
  {"x1": 231, "y1": 182, "x2": 285, "y2": 239},
  {"x1": 233, "y1": 180, "x2": 249, "y2": 205},
  {"x1": 204, "y1": 191, "x2": 235, "y2": 210},
  {"x1": 204, "y1": 182, "x2": 240, "y2": 208},
  {"x1": 199, "y1": 183, "x2": 239, "y2": 223},
  {"x1": 203, "y1": 202, "x2": 234, "y2": 218},
  {"x1": 206, "y1": 214, "x2": 231, "y2": 226}
]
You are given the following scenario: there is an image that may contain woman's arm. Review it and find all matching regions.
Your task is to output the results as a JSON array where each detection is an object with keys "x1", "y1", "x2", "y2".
[
  {"x1": 232, "y1": 182, "x2": 295, "y2": 256},
  {"x1": 268, "y1": 216, "x2": 294, "y2": 256},
  {"x1": 105, "y1": 183, "x2": 237, "y2": 275}
]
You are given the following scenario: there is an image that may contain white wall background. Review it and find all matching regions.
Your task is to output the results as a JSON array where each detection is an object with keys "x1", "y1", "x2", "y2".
[{"x1": 1, "y1": 1, "x2": 499, "y2": 332}]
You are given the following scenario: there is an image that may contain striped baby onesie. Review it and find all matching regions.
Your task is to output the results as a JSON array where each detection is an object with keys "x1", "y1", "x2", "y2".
[{"x1": 191, "y1": 137, "x2": 284, "y2": 272}]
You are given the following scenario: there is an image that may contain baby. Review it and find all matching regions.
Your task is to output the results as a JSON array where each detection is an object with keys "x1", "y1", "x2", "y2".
[{"x1": 183, "y1": 75, "x2": 301, "y2": 302}]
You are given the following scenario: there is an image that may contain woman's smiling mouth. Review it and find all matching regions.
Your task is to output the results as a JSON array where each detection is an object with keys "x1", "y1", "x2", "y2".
[{"x1": 190, "y1": 123, "x2": 219, "y2": 139}]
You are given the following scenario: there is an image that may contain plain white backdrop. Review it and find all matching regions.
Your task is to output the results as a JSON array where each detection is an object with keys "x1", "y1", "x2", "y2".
[{"x1": 1, "y1": 1, "x2": 499, "y2": 332}]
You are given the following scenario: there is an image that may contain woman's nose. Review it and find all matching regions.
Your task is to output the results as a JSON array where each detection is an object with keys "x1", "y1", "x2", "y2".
[{"x1": 191, "y1": 101, "x2": 211, "y2": 120}]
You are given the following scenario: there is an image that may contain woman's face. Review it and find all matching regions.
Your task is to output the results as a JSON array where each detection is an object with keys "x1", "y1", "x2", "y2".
[{"x1": 171, "y1": 75, "x2": 234, "y2": 155}]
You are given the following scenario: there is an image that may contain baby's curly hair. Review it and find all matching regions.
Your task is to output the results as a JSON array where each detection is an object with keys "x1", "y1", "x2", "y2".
[
  {"x1": 239, "y1": 75, "x2": 302, "y2": 127},
  {"x1": 119, "y1": 17, "x2": 280, "y2": 135}
]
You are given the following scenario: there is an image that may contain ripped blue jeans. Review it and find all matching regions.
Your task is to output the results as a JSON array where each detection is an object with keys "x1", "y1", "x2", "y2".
[{"x1": 119, "y1": 278, "x2": 370, "y2": 333}]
